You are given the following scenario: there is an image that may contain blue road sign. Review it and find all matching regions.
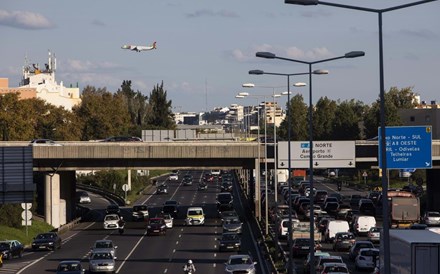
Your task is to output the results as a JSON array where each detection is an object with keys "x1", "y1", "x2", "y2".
[{"x1": 379, "y1": 126, "x2": 432, "y2": 169}]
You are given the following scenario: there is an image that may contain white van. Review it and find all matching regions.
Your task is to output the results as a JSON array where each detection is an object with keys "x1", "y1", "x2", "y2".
[
  {"x1": 353, "y1": 216, "x2": 376, "y2": 235},
  {"x1": 278, "y1": 218, "x2": 300, "y2": 238},
  {"x1": 325, "y1": 220, "x2": 350, "y2": 242}
]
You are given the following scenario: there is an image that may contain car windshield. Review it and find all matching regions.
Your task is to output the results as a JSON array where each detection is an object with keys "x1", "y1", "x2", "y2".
[
  {"x1": 95, "y1": 242, "x2": 112, "y2": 249},
  {"x1": 105, "y1": 215, "x2": 119, "y2": 221},
  {"x1": 428, "y1": 212, "x2": 440, "y2": 217},
  {"x1": 134, "y1": 206, "x2": 147, "y2": 211},
  {"x1": 37, "y1": 233, "x2": 54, "y2": 239},
  {"x1": 230, "y1": 257, "x2": 252, "y2": 265},
  {"x1": 324, "y1": 266, "x2": 348, "y2": 273},
  {"x1": 222, "y1": 234, "x2": 239, "y2": 241},
  {"x1": 150, "y1": 219, "x2": 163, "y2": 224},
  {"x1": 361, "y1": 249, "x2": 379, "y2": 256},
  {"x1": 224, "y1": 218, "x2": 240, "y2": 224},
  {"x1": 338, "y1": 233, "x2": 354, "y2": 239},
  {"x1": 0, "y1": 242, "x2": 10, "y2": 248},
  {"x1": 57, "y1": 263, "x2": 81, "y2": 271},
  {"x1": 189, "y1": 210, "x2": 202, "y2": 215},
  {"x1": 91, "y1": 252, "x2": 112, "y2": 260}
]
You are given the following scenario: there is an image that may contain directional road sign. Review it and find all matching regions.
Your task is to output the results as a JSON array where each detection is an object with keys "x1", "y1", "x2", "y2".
[
  {"x1": 278, "y1": 141, "x2": 356, "y2": 169},
  {"x1": 379, "y1": 126, "x2": 432, "y2": 169}
]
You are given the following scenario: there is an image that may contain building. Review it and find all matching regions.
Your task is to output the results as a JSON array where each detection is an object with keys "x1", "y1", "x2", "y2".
[
  {"x1": 1, "y1": 51, "x2": 81, "y2": 110},
  {"x1": 399, "y1": 100, "x2": 440, "y2": 139}
]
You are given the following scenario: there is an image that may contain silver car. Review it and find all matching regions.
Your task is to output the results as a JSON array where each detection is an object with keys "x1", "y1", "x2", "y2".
[
  {"x1": 91, "y1": 240, "x2": 117, "y2": 258},
  {"x1": 423, "y1": 211, "x2": 440, "y2": 226},
  {"x1": 222, "y1": 217, "x2": 242, "y2": 234},
  {"x1": 89, "y1": 251, "x2": 116, "y2": 273},
  {"x1": 224, "y1": 254, "x2": 257, "y2": 274}
]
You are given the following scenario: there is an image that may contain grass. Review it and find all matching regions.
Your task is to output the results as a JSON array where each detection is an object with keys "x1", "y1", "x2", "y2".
[{"x1": 0, "y1": 220, "x2": 54, "y2": 246}]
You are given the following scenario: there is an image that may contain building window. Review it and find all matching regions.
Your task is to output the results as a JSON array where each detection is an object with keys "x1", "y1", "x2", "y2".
[
  {"x1": 425, "y1": 115, "x2": 431, "y2": 122},
  {"x1": 410, "y1": 116, "x2": 415, "y2": 122}
]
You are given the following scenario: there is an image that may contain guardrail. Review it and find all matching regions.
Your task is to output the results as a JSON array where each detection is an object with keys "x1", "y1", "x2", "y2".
[{"x1": 77, "y1": 183, "x2": 126, "y2": 206}]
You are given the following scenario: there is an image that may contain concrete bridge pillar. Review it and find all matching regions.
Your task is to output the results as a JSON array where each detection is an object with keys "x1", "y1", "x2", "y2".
[
  {"x1": 59, "y1": 171, "x2": 76, "y2": 222},
  {"x1": 426, "y1": 169, "x2": 440, "y2": 211},
  {"x1": 44, "y1": 173, "x2": 60, "y2": 228}
]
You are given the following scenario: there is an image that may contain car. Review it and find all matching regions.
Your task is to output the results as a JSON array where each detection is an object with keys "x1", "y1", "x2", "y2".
[
  {"x1": 217, "y1": 192, "x2": 233, "y2": 211},
  {"x1": 278, "y1": 218, "x2": 300, "y2": 238},
  {"x1": 156, "y1": 184, "x2": 168, "y2": 194},
  {"x1": 103, "y1": 214, "x2": 121, "y2": 230},
  {"x1": 221, "y1": 181, "x2": 233, "y2": 192},
  {"x1": 355, "y1": 248, "x2": 380, "y2": 271},
  {"x1": 367, "y1": 227, "x2": 381, "y2": 243},
  {"x1": 31, "y1": 232, "x2": 62, "y2": 250},
  {"x1": 358, "y1": 198, "x2": 376, "y2": 216},
  {"x1": 168, "y1": 173, "x2": 179, "y2": 181},
  {"x1": 198, "y1": 182, "x2": 208, "y2": 190},
  {"x1": 332, "y1": 232, "x2": 355, "y2": 251},
  {"x1": 315, "y1": 255, "x2": 344, "y2": 273},
  {"x1": 224, "y1": 254, "x2": 257, "y2": 274},
  {"x1": 182, "y1": 174, "x2": 193, "y2": 186},
  {"x1": 324, "y1": 202, "x2": 340, "y2": 216},
  {"x1": 218, "y1": 232, "x2": 241, "y2": 252},
  {"x1": 146, "y1": 218, "x2": 167, "y2": 235},
  {"x1": 321, "y1": 262, "x2": 349, "y2": 274},
  {"x1": 162, "y1": 204, "x2": 178, "y2": 218},
  {"x1": 132, "y1": 204, "x2": 149, "y2": 221},
  {"x1": 349, "y1": 240, "x2": 375, "y2": 261},
  {"x1": 423, "y1": 211, "x2": 440, "y2": 226},
  {"x1": 222, "y1": 217, "x2": 242, "y2": 234},
  {"x1": 185, "y1": 207, "x2": 205, "y2": 226},
  {"x1": 0, "y1": 240, "x2": 24, "y2": 259},
  {"x1": 91, "y1": 240, "x2": 117, "y2": 258},
  {"x1": 211, "y1": 170, "x2": 221, "y2": 176},
  {"x1": 164, "y1": 200, "x2": 179, "y2": 207},
  {"x1": 102, "y1": 136, "x2": 142, "y2": 142},
  {"x1": 105, "y1": 204, "x2": 120, "y2": 215},
  {"x1": 303, "y1": 251, "x2": 330, "y2": 274},
  {"x1": 88, "y1": 250, "x2": 116, "y2": 273},
  {"x1": 291, "y1": 238, "x2": 320, "y2": 257},
  {"x1": 76, "y1": 191, "x2": 91, "y2": 204},
  {"x1": 155, "y1": 213, "x2": 173, "y2": 228},
  {"x1": 220, "y1": 210, "x2": 239, "y2": 221},
  {"x1": 55, "y1": 260, "x2": 85, "y2": 274},
  {"x1": 29, "y1": 139, "x2": 62, "y2": 146},
  {"x1": 352, "y1": 215, "x2": 376, "y2": 235}
]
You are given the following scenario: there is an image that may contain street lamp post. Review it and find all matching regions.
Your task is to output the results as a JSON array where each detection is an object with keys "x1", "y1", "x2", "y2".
[
  {"x1": 249, "y1": 69, "x2": 324, "y2": 274},
  {"x1": 284, "y1": 2, "x2": 436, "y2": 273},
  {"x1": 255, "y1": 51, "x2": 364, "y2": 274}
]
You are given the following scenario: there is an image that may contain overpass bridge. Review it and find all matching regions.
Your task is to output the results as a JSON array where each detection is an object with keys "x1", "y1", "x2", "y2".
[{"x1": 1, "y1": 140, "x2": 439, "y2": 228}]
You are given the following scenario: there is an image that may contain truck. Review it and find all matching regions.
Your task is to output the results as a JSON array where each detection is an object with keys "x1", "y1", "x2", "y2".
[
  {"x1": 292, "y1": 221, "x2": 322, "y2": 242},
  {"x1": 292, "y1": 169, "x2": 306, "y2": 188},
  {"x1": 387, "y1": 191, "x2": 420, "y2": 228},
  {"x1": 277, "y1": 169, "x2": 289, "y2": 188},
  {"x1": 383, "y1": 229, "x2": 440, "y2": 274}
]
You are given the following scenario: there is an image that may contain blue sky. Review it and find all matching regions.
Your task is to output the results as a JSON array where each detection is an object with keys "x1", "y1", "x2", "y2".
[{"x1": 1, "y1": 0, "x2": 439, "y2": 112}]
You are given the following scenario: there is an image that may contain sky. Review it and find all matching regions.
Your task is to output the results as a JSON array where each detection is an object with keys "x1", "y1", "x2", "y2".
[{"x1": 1, "y1": 0, "x2": 439, "y2": 113}]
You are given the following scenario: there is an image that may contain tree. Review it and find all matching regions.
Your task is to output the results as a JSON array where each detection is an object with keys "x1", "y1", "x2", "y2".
[
  {"x1": 364, "y1": 86, "x2": 418, "y2": 139},
  {"x1": 146, "y1": 82, "x2": 175, "y2": 129},
  {"x1": 332, "y1": 100, "x2": 363, "y2": 140},
  {"x1": 279, "y1": 94, "x2": 308, "y2": 141},
  {"x1": 313, "y1": 97, "x2": 337, "y2": 140}
]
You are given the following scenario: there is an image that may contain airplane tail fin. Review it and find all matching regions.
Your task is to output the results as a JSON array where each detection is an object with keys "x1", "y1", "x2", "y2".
[{"x1": 152, "y1": 41, "x2": 157, "y2": 49}]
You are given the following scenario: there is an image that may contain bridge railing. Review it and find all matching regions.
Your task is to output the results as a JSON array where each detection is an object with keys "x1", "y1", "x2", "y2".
[{"x1": 77, "y1": 183, "x2": 126, "y2": 206}]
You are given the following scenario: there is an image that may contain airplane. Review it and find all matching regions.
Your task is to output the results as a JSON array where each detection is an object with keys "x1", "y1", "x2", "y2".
[{"x1": 121, "y1": 41, "x2": 157, "y2": 52}]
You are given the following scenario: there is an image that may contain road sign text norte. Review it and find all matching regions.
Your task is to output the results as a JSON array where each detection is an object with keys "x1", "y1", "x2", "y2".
[{"x1": 379, "y1": 126, "x2": 432, "y2": 169}]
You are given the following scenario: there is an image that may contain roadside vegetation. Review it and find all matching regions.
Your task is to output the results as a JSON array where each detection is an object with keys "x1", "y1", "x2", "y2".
[{"x1": 0, "y1": 218, "x2": 53, "y2": 246}]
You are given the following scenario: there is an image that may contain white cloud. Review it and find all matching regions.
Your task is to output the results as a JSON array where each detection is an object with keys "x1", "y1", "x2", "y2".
[
  {"x1": 0, "y1": 9, "x2": 54, "y2": 30},
  {"x1": 286, "y1": 46, "x2": 333, "y2": 59}
]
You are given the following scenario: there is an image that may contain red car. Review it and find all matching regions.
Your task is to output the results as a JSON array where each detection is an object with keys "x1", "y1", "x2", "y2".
[{"x1": 147, "y1": 218, "x2": 166, "y2": 236}]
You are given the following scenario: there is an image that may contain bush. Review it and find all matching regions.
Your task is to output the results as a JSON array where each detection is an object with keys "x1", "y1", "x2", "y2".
[{"x1": 0, "y1": 204, "x2": 22, "y2": 228}]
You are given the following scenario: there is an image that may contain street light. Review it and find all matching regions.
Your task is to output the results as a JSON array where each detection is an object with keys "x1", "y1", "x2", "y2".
[
  {"x1": 248, "y1": 69, "x2": 324, "y2": 274},
  {"x1": 285, "y1": 2, "x2": 436, "y2": 273},
  {"x1": 255, "y1": 51, "x2": 364, "y2": 274}
]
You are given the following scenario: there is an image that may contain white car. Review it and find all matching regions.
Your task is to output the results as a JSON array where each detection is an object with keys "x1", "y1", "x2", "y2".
[
  {"x1": 168, "y1": 173, "x2": 179, "y2": 181},
  {"x1": 156, "y1": 213, "x2": 173, "y2": 228},
  {"x1": 103, "y1": 214, "x2": 120, "y2": 230},
  {"x1": 224, "y1": 254, "x2": 257, "y2": 274},
  {"x1": 89, "y1": 251, "x2": 116, "y2": 273},
  {"x1": 423, "y1": 211, "x2": 440, "y2": 226},
  {"x1": 355, "y1": 248, "x2": 380, "y2": 271}
]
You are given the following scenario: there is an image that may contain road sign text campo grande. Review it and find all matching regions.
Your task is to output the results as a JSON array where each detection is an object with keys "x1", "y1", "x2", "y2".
[
  {"x1": 379, "y1": 126, "x2": 432, "y2": 169},
  {"x1": 278, "y1": 141, "x2": 356, "y2": 169}
]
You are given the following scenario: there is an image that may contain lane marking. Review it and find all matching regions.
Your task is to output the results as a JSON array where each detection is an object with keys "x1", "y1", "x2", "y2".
[{"x1": 115, "y1": 230, "x2": 148, "y2": 273}]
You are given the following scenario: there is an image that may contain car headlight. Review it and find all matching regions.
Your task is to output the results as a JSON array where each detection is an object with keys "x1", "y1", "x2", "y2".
[
  {"x1": 161, "y1": 225, "x2": 166, "y2": 229},
  {"x1": 147, "y1": 225, "x2": 151, "y2": 229},
  {"x1": 48, "y1": 242, "x2": 54, "y2": 245}
]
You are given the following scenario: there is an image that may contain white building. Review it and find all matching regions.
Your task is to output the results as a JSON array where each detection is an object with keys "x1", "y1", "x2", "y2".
[{"x1": 18, "y1": 51, "x2": 81, "y2": 110}]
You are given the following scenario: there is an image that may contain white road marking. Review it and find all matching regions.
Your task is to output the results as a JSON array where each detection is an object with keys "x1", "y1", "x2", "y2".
[{"x1": 115, "y1": 230, "x2": 148, "y2": 273}]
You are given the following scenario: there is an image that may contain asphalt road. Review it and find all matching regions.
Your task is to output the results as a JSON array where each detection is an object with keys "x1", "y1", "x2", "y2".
[{"x1": 8, "y1": 170, "x2": 267, "y2": 274}]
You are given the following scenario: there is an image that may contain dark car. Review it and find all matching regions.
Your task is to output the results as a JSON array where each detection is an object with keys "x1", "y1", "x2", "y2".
[
  {"x1": 291, "y1": 238, "x2": 315, "y2": 257},
  {"x1": 162, "y1": 204, "x2": 178, "y2": 218},
  {"x1": 147, "y1": 218, "x2": 167, "y2": 236},
  {"x1": 324, "y1": 202, "x2": 340, "y2": 216},
  {"x1": 32, "y1": 232, "x2": 62, "y2": 251},
  {"x1": 221, "y1": 182, "x2": 233, "y2": 192},
  {"x1": 182, "y1": 175, "x2": 193, "y2": 186},
  {"x1": 198, "y1": 182, "x2": 208, "y2": 190},
  {"x1": 218, "y1": 232, "x2": 241, "y2": 252},
  {"x1": 333, "y1": 232, "x2": 355, "y2": 251},
  {"x1": 314, "y1": 190, "x2": 328, "y2": 205},
  {"x1": 102, "y1": 136, "x2": 142, "y2": 142},
  {"x1": 156, "y1": 184, "x2": 168, "y2": 194},
  {"x1": 217, "y1": 192, "x2": 233, "y2": 211},
  {"x1": 359, "y1": 199, "x2": 376, "y2": 216},
  {"x1": 106, "y1": 204, "x2": 120, "y2": 215},
  {"x1": 0, "y1": 240, "x2": 24, "y2": 259},
  {"x1": 222, "y1": 217, "x2": 243, "y2": 234},
  {"x1": 56, "y1": 260, "x2": 85, "y2": 274}
]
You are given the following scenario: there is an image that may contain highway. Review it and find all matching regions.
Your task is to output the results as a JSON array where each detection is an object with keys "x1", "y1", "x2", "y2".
[{"x1": 8, "y1": 170, "x2": 267, "y2": 274}]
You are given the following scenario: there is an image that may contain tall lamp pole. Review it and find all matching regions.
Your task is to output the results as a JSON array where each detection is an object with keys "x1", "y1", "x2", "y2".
[
  {"x1": 256, "y1": 51, "x2": 365, "y2": 274},
  {"x1": 285, "y1": 2, "x2": 436, "y2": 273},
  {"x1": 249, "y1": 69, "x2": 325, "y2": 274}
]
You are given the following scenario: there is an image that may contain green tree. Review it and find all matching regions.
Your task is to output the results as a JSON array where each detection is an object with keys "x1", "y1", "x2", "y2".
[
  {"x1": 279, "y1": 94, "x2": 308, "y2": 141},
  {"x1": 313, "y1": 97, "x2": 337, "y2": 140},
  {"x1": 332, "y1": 100, "x2": 362, "y2": 140},
  {"x1": 73, "y1": 86, "x2": 131, "y2": 140},
  {"x1": 364, "y1": 87, "x2": 418, "y2": 139},
  {"x1": 146, "y1": 82, "x2": 175, "y2": 129}
]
